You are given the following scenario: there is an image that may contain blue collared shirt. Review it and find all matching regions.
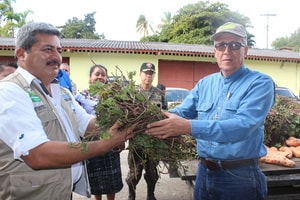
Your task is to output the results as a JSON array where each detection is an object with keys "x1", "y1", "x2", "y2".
[{"x1": 170, "y1": 66, "x2": 275, "y2": 160}]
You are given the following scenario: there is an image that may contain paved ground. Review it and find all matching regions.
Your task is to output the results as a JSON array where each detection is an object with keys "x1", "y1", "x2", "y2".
[{"x1": 73, "y1": 149, "x2": 192, "y2": 200}]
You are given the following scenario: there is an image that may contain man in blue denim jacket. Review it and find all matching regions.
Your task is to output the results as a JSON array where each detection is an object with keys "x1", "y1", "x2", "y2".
[{"x1": 146, "y1": 22, "x2": 275, "y2": 200}]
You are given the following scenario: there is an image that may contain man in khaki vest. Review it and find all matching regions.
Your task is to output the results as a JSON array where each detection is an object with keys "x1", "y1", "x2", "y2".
[{"x1": 0, "y1": 22, "x2": 135, "y2": 200}]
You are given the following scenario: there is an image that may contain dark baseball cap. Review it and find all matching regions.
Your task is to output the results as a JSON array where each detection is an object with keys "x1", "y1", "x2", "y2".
[
  {"x1": 140, "y1": 62, "x2": 155, "y2": 72},
  {"x1": 211, "y1": 22, "x2": 247, "y2": 41}
]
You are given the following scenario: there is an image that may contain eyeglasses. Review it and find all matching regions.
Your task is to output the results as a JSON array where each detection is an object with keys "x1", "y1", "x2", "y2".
[{"x1": 214, "y1": 42, "x2": 245, "y2": 51}]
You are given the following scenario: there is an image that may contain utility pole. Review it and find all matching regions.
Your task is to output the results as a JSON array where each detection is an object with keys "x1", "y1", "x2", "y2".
[{"x1": 260, "y1": 13, "x2": 277, "y2": 49}]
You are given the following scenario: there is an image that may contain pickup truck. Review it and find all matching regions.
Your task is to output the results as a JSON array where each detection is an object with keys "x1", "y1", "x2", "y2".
[{"x1": 177, "y1": 158, "x2": 300, "y2": 200}]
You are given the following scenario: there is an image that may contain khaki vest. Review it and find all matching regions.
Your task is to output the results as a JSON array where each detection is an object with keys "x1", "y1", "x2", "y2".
[{"x1": 0, "y1": 71, "x2": 90, "y2": 199}]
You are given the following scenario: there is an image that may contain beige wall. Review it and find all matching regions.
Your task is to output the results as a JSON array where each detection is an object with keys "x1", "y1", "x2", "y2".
[
  {"x1": 68, "y1": 51, "x2": 300, "y2": 97},
  {"x1": 2, "y1": 49, "x2": 300, "y2": 97},
  {"x1": 245, "y1": 60, "x2": 300, "y2": 97},
  {"x1": 65, "y1": 52, "x2": 161, "y2": 91},
  {"x1": 64, "y1": 51, "x2": 216, "y2": 92}
]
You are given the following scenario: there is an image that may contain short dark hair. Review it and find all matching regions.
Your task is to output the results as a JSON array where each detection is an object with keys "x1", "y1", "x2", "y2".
[
  {"x1": 0, "y1": 62, "x2": 18, "y2": 72},
  {"x1": 89, "y1": 64, "x2": 108, "y2": 77}
]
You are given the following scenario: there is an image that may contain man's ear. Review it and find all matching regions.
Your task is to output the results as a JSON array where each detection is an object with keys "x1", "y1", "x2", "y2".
[
  {"x1": 243, "y1": 46, "x2": 249, "y2": 57},
  {"x1": 15, "y1": 48, "x2": 26, "y2": 61}
]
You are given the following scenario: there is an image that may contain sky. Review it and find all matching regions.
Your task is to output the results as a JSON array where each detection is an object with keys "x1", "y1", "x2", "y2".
[{"x1": 13, "y1": 0, "x2": 299, "y2": 49}]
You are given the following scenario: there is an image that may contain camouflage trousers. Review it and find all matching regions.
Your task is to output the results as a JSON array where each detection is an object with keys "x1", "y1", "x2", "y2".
[{"x1": 126, "y1": 149, "x2": 159, "y2": 196}]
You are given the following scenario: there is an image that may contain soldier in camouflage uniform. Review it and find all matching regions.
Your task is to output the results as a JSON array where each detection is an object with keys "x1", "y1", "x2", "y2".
[{"x1": 126, "y1": 62, "x2": 165, "y2": 200}]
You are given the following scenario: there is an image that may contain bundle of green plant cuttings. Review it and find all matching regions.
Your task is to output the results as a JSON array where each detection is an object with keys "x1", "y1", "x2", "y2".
[{"x1": 87, "y1": 66, "x2": 197, "y2": 170}]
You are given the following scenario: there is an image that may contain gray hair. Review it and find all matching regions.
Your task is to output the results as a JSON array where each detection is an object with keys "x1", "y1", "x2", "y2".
[
  {"x1": 241, "y1": 37, "x2": 247, "y2": 46},
  {"x1": 15, "y1": 22, "x2": 61, "y2": 54}
]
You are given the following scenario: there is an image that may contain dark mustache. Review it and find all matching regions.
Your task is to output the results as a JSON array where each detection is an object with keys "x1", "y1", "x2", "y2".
[{"x1": 46, "y1": 60, "x2": 61, "y2": 66}]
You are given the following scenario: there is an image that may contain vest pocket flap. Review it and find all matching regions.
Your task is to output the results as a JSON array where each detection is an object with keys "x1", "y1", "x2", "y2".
[{"x1": 36, "y1": 107, "x2": 57, "y2": 123}]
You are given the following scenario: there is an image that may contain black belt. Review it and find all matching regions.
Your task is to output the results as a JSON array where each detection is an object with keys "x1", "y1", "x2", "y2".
[{"x1": 199, "y1": 157, "x2": 257, "y2": 171}]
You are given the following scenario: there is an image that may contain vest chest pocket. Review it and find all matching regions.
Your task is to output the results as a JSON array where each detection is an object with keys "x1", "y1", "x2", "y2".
[{"x1": 35, "y1": 104, "x2": 57, "y2": 126}]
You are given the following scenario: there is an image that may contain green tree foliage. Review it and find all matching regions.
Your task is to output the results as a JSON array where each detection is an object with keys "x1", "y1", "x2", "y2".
[
  {"x1": 157, "y1": 11, "x2": 173, "y2": 30},
  {"x1": 59, "y1": 12, "x2": 105, "y2": 39},
  {"x1": 141, "y1": 1, "x2": 255, "y2": 47},
  {"x1": 272, "y1": 28, "x2": 300, "y2": 51},
  {"x1": 136, "y1": 14, "x2": 154, "y2": 38},
  {"x1": 140, "y1": 12, "x2": 173, "y2": 42},
  {"x1": 247, "y1": 32, "x2": 256, "y2": 48},
  {"x1": 0, "y1": 0, "x2": 32, "y2": 36},
  {"x1": 140, "y1": 34, "x2": 160, "y2": 42}
]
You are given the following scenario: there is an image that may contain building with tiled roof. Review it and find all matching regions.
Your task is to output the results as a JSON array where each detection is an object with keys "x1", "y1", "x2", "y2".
[{"x1": 1, "y1": 37, "x2": 300, "y2": 95}]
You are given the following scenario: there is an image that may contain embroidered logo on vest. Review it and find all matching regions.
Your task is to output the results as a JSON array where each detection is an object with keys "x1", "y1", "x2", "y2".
[{"x1": 25, "y1": 86, "x2": 46, "y2": 111}]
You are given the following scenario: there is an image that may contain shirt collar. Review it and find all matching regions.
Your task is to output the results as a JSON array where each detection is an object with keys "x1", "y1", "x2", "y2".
[
  {"x1": 222, "y1": 65, "x2": 246, "y2": 82},
  {"x1": 17, "y1": 67, "x2": 36, "y2": 86}
]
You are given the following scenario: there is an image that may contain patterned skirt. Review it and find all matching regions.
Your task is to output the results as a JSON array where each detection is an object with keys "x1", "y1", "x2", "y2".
[{"x1": 87, "y1": 151, "x2": 123, "y2": 194}]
